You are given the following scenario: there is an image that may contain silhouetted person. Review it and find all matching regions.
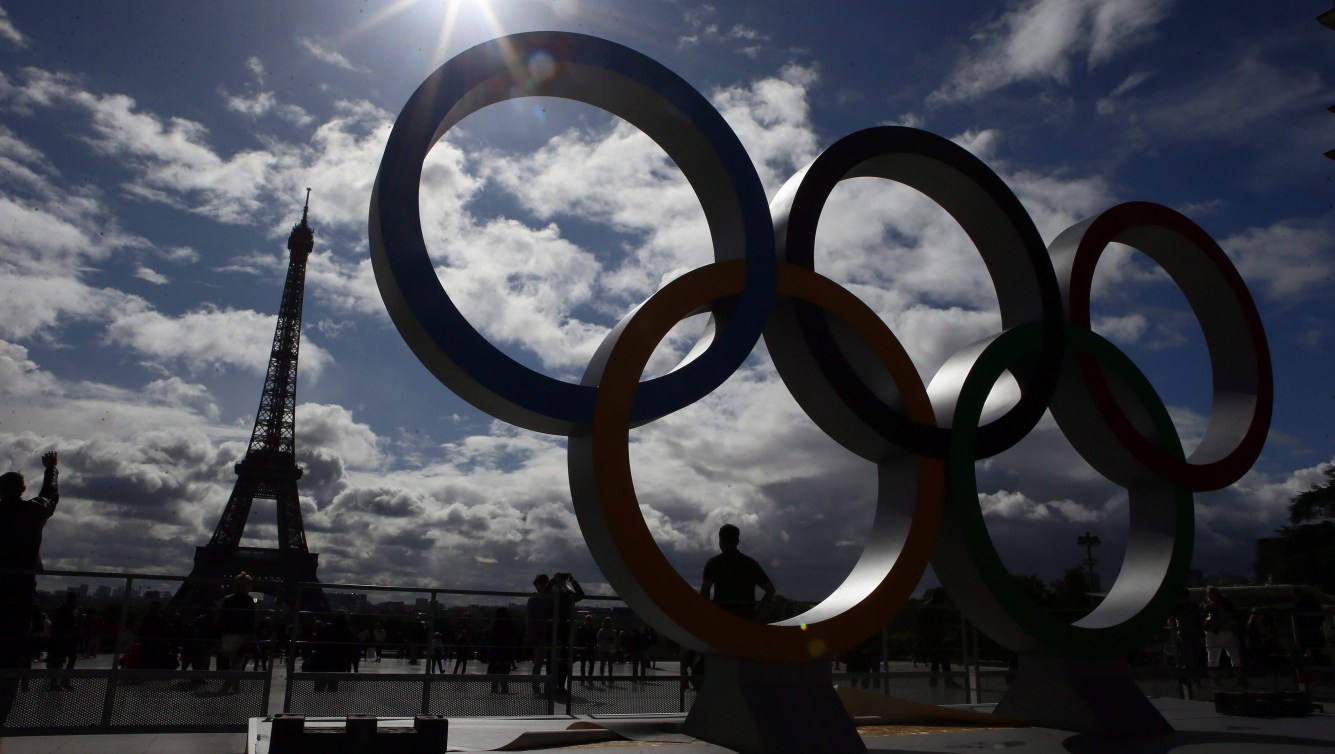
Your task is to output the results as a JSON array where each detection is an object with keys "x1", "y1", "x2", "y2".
[
  {"x1": 915, "y1": 588, "x2": 960, "y2": 688},
  {"x1": 596, "y1": 617, "x2": 617, "y2": 681},
  {"x1": 487, "y1": 607, "x2": 519, "y2": 694},
  {"x1": 451, "y1": 626, "x2": 470, "y2": 674},
  {"x1": 46, "y1": 591, "x2": 79, "y2": 690},
  {"x1": 549, "y1": 572, "x2": 584, "y2": 695},
  {"x1": 137, "y1": 601, "x2": 173, "y2": 669},
  {"x1": 1202, "y1": 585, "x2": 1245, "y2": 687},
  {"x1": 575, "y1": 615, "x2": 597, "y2": 685},
  {"x1": 309, "y1": 611, "x2": 357, "y2": 692},
  {"x1": 179, "y1": 609, "x2": 217, "y2": 681},
  {"x1": 843, "y1": 631, "x2": 881, "y2": 690},
  {"x1": 428, "y1": 631, "x2": 446, "y2": 674},
  {"x1": 253, "y1": 616, "x2": 275, "y2": 672},
  {"x1": 0, "y1": 451, "x2": 59, "y2": 720},
  {"x1": 700, "y1": 524, "x2": 774, "y2": 620},
  {"x1": 372, "y1": 623, "x2": 385, "y2": 661},
  {"x1": 1294, "y1": 590, "x2": 1326, "y2": 656},
  {"x1": 1170, "y1": 589, "x2": 1204, "y2": 687},
  {"x1": 1245, "y1": 609, "x2": 1279, "y2": 671},
  {"x1": 217, "y1": 572, "x2": 256, "y2": 693},
  {"x1": 527, "y1": 574, "x2": 553, "y2": 694}
]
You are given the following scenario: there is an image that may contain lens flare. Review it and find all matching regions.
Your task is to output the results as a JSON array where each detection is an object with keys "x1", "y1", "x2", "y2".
[{"x1": 527, "y1": 51, "x2": 555, "y2": 85}]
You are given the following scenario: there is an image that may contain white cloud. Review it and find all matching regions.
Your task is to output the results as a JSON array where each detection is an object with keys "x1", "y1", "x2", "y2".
[
  {"x1": 931, "y1": 0, "x2": 1172, "y2": 104},
  {"x1": 1095, "y1": 70, "x2": 1153, "y2": 115},
  {"x1": 1141, "y1": 53, "x2": 1324, "y2": 138},
  {"x1": 299, "y1": 402, "x2": 385, "y2": 470},
  {"x1": 222, "y1": 87, "x2": 313, "y2": 126},
  {"x1": 980, "y1": 489, "x2": 1103, "y2": 523},
  {"x1": 134, "y1": 265, "x2": 169, "y2": 285},
  {"x1": 104, "y1": 303, "x2": 333, "y2": 378},
  {"x1": 298, "y1": 36, "x2": 362, "y2": 72},
  {"x1": 0, "y1": 273, "x2": 131, "y2": 340},
  {"x1": 10, "y1": 67, "x2": 284, "y2": 224},
  {"x1": 0, "y1": 4, "x2": 28, "y2": 48},
  {"x1": 1222, "y1": 220, "x2": 1335, "y2": 301}
]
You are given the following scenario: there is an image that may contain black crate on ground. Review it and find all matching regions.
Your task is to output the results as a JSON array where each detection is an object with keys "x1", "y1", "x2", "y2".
[{"x1": 271, "y1": 713, "x2": 447, "y2": 754}]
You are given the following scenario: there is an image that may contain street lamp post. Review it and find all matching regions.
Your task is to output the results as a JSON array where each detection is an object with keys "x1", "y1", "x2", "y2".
[{"x1": 1077, "y1": 531, "x2": 1102, "y2": 594}]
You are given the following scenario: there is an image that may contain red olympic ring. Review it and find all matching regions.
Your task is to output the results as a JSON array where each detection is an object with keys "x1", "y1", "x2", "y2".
[{"x1": 1049, "y1": 202, "x2": 1272, "y2": 491}]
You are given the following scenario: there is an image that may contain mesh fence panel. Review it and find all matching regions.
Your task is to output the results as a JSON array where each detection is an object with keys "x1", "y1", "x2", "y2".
[
  {"x1": 426, "y1": 675, "x2": 550, "y2": 716},
  {"x1": 108, "y1": 670, "x2": 266, "y2": 728},
  {"x1": 1, "y1": 669, "x2": 264, "y2": 732},
  {"x1": 568, "y1": 676, "x2": 690, "y2": 715},
  {"x1": 286, "y1": 673, "x2": 555, "y2": 717},
  {"x1": 287, "y1": 673, "x2": 423, "y2": 717},
  {"x1": 975, "y1": 670, "x2": 1010, "y2": 703},
  {"x1": 1, "y1": 670, "x2": 107, "y2": 730}
]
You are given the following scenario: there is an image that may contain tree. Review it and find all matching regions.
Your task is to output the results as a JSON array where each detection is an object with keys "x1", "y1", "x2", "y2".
[
  {"x1": 1010, "y1": 573, "x2": 1052, "y2": 605},
  {"x1": 1289, "y1": 465, "x2": 1335, "y2": 524},
  {"x1": 1049, "y1": 566, "x2": 1094, "y2": 612},
  {"x1": 1255, "y1": 465, "x2": 1335, "y2": 593}
]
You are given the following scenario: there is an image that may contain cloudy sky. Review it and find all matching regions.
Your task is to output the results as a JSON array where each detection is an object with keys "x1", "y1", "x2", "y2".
[{"x1": 0, "y1": 1, "x2": 1332, "y2": 606}]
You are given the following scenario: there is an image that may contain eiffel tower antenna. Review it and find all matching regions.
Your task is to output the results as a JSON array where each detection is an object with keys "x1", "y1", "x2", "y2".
[{"x1": 173, "y1": 194, "x2": 328, "y2": 615}]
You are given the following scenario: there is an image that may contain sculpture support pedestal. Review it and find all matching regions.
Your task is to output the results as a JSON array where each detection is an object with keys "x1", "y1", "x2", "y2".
[
  {"x1": 683, "y1": 655, "x2": 864, "y2": 754},
  {"x1": 995, "y1": 653, "x2": 1173, "y2": 735}
]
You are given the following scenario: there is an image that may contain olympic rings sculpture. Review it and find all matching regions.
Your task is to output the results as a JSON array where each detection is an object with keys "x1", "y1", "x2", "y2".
[{"x1": 369, "y1": 32, "x2": 1272, "y2": 665}]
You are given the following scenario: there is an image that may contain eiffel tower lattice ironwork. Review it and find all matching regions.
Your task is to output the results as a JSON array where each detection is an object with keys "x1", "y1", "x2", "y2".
[{"x1": 172, "y1": 191, "x2": 329, "y2": 615}]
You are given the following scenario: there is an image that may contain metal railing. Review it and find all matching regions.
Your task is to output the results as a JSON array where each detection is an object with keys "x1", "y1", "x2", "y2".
[{"x1": 3, "y1": 568, "x2": 1331, "y2": 736}]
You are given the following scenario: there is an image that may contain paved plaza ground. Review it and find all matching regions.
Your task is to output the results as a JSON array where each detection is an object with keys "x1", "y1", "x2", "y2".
[
  {"x1": 2, "y1": 653, "x2": 1331, "y2": 753},
  {"x1": 0, "y1": 697, "x2": 1331, "y2": 754}
]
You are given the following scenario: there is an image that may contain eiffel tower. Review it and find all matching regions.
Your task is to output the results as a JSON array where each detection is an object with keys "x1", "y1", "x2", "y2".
[{"x1": 172, "y1": 191, "x2": 329, "y2": 615}]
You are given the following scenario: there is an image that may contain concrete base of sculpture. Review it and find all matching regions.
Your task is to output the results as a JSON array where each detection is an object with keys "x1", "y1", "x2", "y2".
[
  {"x1": 994, "y1": 653, "x2": 1173, "y2": 735},
  {"x1": 682, "y1": 655, "x2": 865, "y2": 754}
]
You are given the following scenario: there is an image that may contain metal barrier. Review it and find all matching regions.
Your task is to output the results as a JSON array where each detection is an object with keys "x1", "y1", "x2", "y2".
[
  {"x1": 4, "y1": 567, "x2": 1328, "y2": 737},
  {"x1": 0, "y1": 668, "x2": 269, "y2": 734},
  {"x1": 569, "y1": 676, "x2": 692, "y2": 716}
]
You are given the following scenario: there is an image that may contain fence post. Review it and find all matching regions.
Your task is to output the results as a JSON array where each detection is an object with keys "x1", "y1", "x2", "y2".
[
  {"x1": 283, "y1": 581, "x2": 303, "y2": 714},
  {"x1": 99, "y1": 575, "x2": 134, "y2": 728},
  {"x1": 958, "y1": 611, "x2": 972, "y2": 704},
  {"x1": 548, "y1": 590, "x2": 558, "y2": 715},
  {"x1": 422, "y1": 590, "x2": 438, "y2": 715}
]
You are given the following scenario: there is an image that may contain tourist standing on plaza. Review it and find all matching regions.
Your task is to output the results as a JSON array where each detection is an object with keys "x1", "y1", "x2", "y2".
[
  {"x1": 217, "y1": 572, "x2": 256, "y2": 693},
  {"x1": 308, "y1": 610, "x2": 357, "y2": 692},
  {"x1": 428, "y1": 630, "x2": 445, "y2": 673},
  {"x1": 487, "y1": 606, "x2": 519, "y2": 693},
  {"x1": 596, "y1": 617, "x2": 617, "y2": 680},
  {"x1": 0, "y1": 450, "x2": 60, "y2": 717},
  {"x1": 699, "y1": 524, "x2": 774, "y2": 620},
  {"x1": 1202, "y1": 585, "x2": 1246, "y2": 686},
  {"x1": 372, "y1": 622, "x2": 386, "y2": 661},
  {"x1": 915, "y1": 588, "x2": 960, "y2": 688},
  {"x1": 526, "y1": 573, "x2": 553, "y2": 694},
  {"x1": 46, "y1": 591, "x2": 79, "y2": 689},
  {"x1": 549, "y1": 572, "x2": 585, "y2": 695},
  {"x1": 1170, "y1": 589, "x2": 1204, "y2": 687},
  {"x1": 575, "y1": 614, "x2": 597, "y2": 685}
]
